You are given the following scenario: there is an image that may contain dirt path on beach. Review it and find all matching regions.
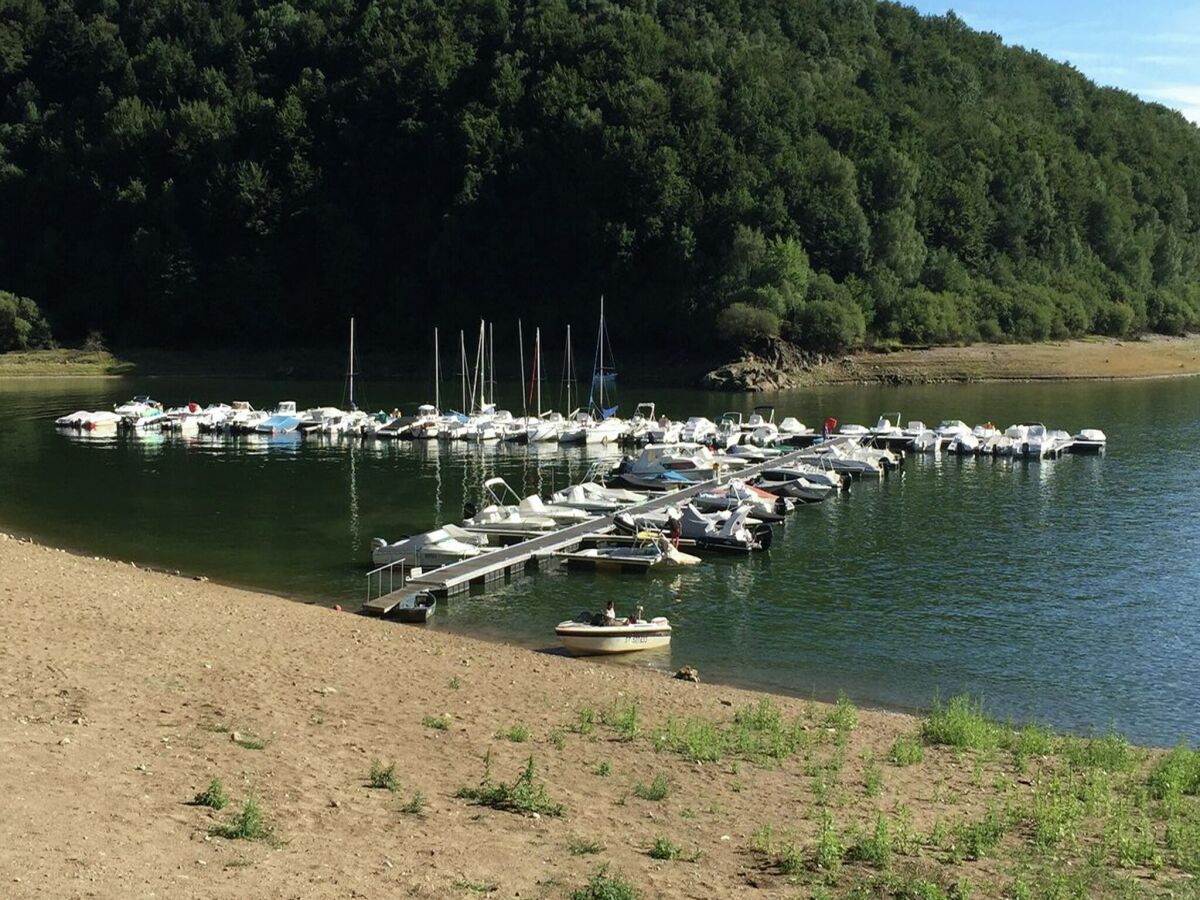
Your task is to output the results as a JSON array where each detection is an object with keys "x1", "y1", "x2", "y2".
[{"x1": 0, "y1": 537, "x2": 1190, "y2": 898}]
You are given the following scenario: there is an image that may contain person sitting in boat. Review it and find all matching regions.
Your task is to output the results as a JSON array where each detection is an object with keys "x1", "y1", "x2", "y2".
[
  {"x1": 603, "y1": 600, "x2": 618, "y2": 624},
  {"x1": 628, "y1": 604, "x2": 644, "y2": 624}
]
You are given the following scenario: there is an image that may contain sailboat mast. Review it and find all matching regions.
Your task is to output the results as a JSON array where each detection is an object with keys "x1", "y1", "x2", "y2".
[
  {"x1": 460, "y1": 330, "x2": 467, "y2": 413},
  {"x1": 348, "y1": 317, "x2": 356, "y2": 411},
  {"x1": 566, "y1": 324, "x2": 574, "y2": 412},
  {"x1": 434, "y1": 326, "x2": 441, "y2": 412},
  {"x1": 518, "y1": 320, "x2": 527, "y2": 421},
  {"x1": 488, "y1": 322, "x2": 495, "y2": 407},
  {"x1": 535, "y1": 326, "x2": 542, "y2": 416},
  {"x1": 471, "y1": 320, "x2": 484, "y2": 413},
  {"x1": 598, "y1": 296, "x2": 604, "y2": 410}
]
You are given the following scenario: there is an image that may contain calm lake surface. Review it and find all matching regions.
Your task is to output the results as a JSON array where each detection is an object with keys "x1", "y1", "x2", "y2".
[{"x1": 1, "y1": 375, "x2": 1197, "y2": 745}]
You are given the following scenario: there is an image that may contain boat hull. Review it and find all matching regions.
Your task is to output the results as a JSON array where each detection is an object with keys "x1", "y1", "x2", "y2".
[
  {"x1": 555, "y1": 621, "x2": 671, "y2": 655},
  {"x1": 394, "y1": 595, "x2": 436, "y2": 623}
]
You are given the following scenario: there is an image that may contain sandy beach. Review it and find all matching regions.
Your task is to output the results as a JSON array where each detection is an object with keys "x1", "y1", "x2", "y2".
[{"x1": 0, "y1": 536, "x2": 1195, "y2": 898}]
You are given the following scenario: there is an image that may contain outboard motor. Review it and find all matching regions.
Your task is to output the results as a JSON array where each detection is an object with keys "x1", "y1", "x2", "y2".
[{"x1": 463, "y1": 501, "x2": 478, "y2": 520}]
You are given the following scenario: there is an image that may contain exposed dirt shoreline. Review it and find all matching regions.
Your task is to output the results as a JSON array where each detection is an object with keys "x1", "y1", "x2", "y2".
[
  {"x1": 704, "y1": 334, "x2": 1200, "y2": 391},
  {"x1": 2, "y1": 535, "x2": 1196, "y2": 898},
  {"x1": 3, "y1": 334, "x2": 1200, "y2": 387}
]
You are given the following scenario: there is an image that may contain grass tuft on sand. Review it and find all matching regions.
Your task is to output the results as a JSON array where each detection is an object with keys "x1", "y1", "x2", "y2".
[
  {"x1": 210, "y1": 795, "x2": 272, "y2": 841},
  {"x1": 456, "y1": 752, "x2": 564, "y2": 817},
  {"x1": 191, "y1": 777, "x2": 228, "y2": 810}
]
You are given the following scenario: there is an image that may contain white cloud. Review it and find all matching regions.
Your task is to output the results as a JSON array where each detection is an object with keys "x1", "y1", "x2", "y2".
[
  {"x1": 1136, "y1": 54, "x2": 1195, "y2": 67},
  {"x1": 1140, "y1": 85, "x2": 1200, "y2": 123}
]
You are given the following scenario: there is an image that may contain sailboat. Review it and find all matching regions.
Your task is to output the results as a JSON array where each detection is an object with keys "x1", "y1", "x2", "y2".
[
  {"x1": 321, "y1": 317, "x2": 370, "y2": 435},
  {"x1": 409, "y1": 328, "x2": 442, "y2": 439},
  {"x1": 560, "y1": 298, "x2": 623, "y2": 444},
  {"x1": 525, "y1": 326, "x2": 564, "y2": 442}
]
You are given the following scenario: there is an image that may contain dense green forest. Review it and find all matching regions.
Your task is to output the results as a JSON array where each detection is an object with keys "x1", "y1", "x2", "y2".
[{"x1": 1, "y1": 0, "x2": 1199, "y2": 354}]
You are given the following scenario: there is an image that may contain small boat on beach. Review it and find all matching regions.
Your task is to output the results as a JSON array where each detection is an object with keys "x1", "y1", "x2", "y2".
[{"x1": 555, "y1": 612, "x2": 672, "y2": 655}]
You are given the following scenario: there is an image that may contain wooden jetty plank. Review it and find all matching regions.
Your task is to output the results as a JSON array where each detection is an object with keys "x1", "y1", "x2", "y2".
[{"x1": 363, "y1": 587, "x2": 425, "y2": 617}]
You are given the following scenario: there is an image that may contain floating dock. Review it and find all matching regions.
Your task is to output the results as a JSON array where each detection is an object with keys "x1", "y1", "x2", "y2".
[{"x1": 362, "y1": 447, "x2": 816, "y2": 616}]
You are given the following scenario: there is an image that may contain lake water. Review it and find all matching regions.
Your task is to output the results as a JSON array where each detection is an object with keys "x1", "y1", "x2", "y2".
[{"x1": 1, "y1": 376, "x2": 1197, "y2": 745}]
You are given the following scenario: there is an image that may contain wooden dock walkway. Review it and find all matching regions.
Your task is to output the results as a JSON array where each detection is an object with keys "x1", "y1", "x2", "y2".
[{"x1": 362, "y1": 447, "x2": 815, "y2": 616}]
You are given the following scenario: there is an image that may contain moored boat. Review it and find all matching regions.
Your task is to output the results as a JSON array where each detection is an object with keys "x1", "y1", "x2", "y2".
[
  {"x1": 394, "y1": 591, "x2": 437, "y2": 624},
  {"x1": 1071, "y1": 428, "x2": 1107, "y2": 453}
]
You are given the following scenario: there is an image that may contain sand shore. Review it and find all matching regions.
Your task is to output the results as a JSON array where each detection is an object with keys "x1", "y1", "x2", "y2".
[
  {"x1": 811, "y1": 334, "x2": 1200, "y2": 384},
  {"x1": 4, "y1": 334, "x2": 1200, "y2": 385},
  {"x1": 0, "y1": 536, "x2": 1194, "y2": 898}
]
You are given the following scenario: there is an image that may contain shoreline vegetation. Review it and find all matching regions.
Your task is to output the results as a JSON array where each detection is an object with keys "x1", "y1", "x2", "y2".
[
  {"x1": 2, "y1": 334, "x2": 1199, "y2": 388},
  {"x1": 2, "y1": 535, "x2": 1197, "y2": 898}
]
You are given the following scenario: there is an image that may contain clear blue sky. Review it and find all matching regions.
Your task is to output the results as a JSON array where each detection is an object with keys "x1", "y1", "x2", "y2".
[{"x1": 905, "y1": 1, "x2": 1200, "y2": 123}]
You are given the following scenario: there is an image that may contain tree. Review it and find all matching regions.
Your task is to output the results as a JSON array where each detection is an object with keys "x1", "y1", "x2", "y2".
[{"x1": 0, "y1": 290, "x2": 53, "y2": 350}]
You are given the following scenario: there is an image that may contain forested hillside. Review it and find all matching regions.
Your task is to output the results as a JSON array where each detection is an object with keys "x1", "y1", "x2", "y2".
[{"x1": 2, "y1": 0, "x2": 1199, "y2": 352}]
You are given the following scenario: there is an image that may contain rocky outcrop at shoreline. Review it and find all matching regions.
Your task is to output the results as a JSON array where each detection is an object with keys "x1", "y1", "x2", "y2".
[{"x1": 700, "y1": 338, "x2": 828, "y2": 391}]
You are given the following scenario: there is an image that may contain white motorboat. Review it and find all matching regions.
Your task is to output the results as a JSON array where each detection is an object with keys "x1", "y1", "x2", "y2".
[
  {"x1": 757, "y1": 461, "x2": 845, "y2": 490},
  {"x1": 744, "y1": 407, "x2": 780, "y2": 446},
  {"x1": 725, "y1": 443, "x2": 786, "y2": 463},
  {"x1": 694, "y1": 478, "x2": 792, "y2": 520},
  {"x1": 57, "y1": 410, "x2": 123, "y2": 431},
  {"x1": 54, "y1": 410, "x2": 91, "y2": 428},
  {"x1": 517, "y1": 493, "x2": 593, "y2": 525},
  {"x1": 680, "y1": 416, "x2": 718, "y2": 444},
  {"x1": 409, "y1": 410, "x2": 441, "y2": 439},
  {"x1": 462, "y1": 478, "x2": 590, "y2": 533},
  {"x1": 778, "y1": 417, "x2": 810, "y2": 436},
  {"x1": 124, "y1": 408, "x2": 168, "y2": 431},
  {"x1": 549, "y1": 482, "x2": 649, "y2": 514},
  {"x1": 225, "y1": 401, "x2": 267, "y2": 433},
  {"x1": 800, "y1": 441, "x2": 892, "y2": 476},
  {"x1": 162, "y1": 401, "x2": 204, "y2": 431},
  {"x1": 946, "y1": 431, "x2": 979, "y2": 455},
  {"x1": 526, "y1": 412, "x2": 565, "y2": 443},
  {"x1": 869, "y1": 413, "x2": 904, "y2": 440},
  {"x1": 114, "y1": 396, "x2": 161, "y2": 418},
  {"x1": 255, "y1": 401, "x2": 302, "y2": 435},
  {"x1": 371, "y1": 525, "x2": 491, "y2": 567},
  {"x1": 560, "y1": 412, "x2": 625, "y2": 445},
  {"x1": 1000, "y1": 423, "x2": 1071, "y2": 459},
  {"x1": 320, "y1": 408, "x2": 370, "y2": 435},
  {"x1": 558, "y1": 531, "x2": 701, "y2": 573},
  {"x1": 622, "y1": 403, "x2": 659, "y2": 444},
  {"x1": 613, "y1": 443, "x2": 748, "y2": 488},
  {"x1": 557, "y1": 410, "x2": 594, "y2": 444},
  {"x1": 1071, "y1": 428, "x2": 1107, "y2": 453},
  {"x1": 753, "y1": 467, "x2": 837, "y2": 503},
  {"x1": 645, "y1": 418, "x2": 683, "y2": 444},
  {"x1": 555, "y1": 614, "x2": 672, "y2": 656},
  {"x1": 298, "y1": 406, "x2": 346, "y2": 434},
  {"x1": 617, "y1": 504, "x2": 772, "y2": 553},
  {"x1": 189, "y1": 403, "x2": 232, "y2": 433},
  {"x1": 837, "y1": 423, "x2": 871, "y2": 439},
  {"x1": 931, "y1": 420, "x2": 972, "y2": 451}
]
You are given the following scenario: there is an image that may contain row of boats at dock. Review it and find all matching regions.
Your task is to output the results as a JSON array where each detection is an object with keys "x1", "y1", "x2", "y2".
[
  {"x1": 368, "y1": 409, "x2": 1106, "y2": 653},
  {"x1": 357, "y1": 410, "x2": 1106, "y2": 654},
  {"x1": 54, "y1": 397, "x2": 1105, "y2": 461}
]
